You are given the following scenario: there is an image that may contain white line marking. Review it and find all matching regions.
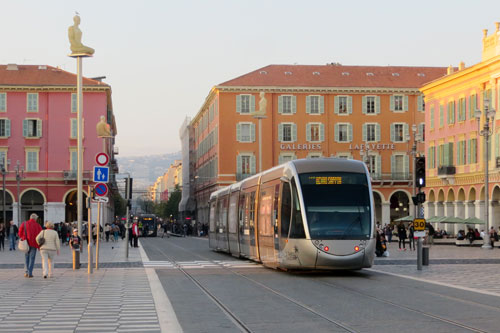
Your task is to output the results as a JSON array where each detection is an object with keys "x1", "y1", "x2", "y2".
[
  {"x1": 139, "y1": 240, "x2": 183, "y2": 333},
  {"x1": 367, "y1": 268, "x2": 500, "y2": 298}
]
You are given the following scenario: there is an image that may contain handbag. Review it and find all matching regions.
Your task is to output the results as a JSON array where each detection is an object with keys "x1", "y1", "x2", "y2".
[
  {"x1": 37, "y1": 230, "x2": 46, "y2": 246},
  {"x1": 18, "y1": 223, "x2": 29, "y2": 253}
]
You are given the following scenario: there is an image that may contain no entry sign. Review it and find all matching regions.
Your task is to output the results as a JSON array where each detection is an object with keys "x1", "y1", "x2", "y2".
[
  {"x1": 94, "y1": 183, "x2": 108, "y2": 197},
  {"x1": 95, "y1": 153, "x2": 109, "y2": 166}
]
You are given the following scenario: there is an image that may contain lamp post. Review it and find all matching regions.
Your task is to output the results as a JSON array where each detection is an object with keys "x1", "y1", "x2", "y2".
[
  {"x1": 15, "y1": 161, "x2": 24, "y2": 226},
  {"x1": 475, "y1": 98, "x2": 496, "y2": 249},
  {"x1": 1, "y1": 160, "x2": 9, "y2": 229}
]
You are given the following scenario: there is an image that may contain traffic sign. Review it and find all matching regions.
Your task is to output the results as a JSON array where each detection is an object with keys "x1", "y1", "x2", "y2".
[
  {"x1": 95, "y1": 152, "x2": 109, "y2": 166},
  {"x1": 94, "y1": 183, "x2": 108, "y2": 197},
  {"x1": 413, "y1": 218, "x2": 426, "y2": 231},
  {"x1": 414, "y1": 231, "x2": 426, "y2": 238},
  {"x1": 93, "y1": 196, "x2": 109, "y2": 203},
  {"x1": 93, "y1": 166, "x2": 109, "y2": 183}
]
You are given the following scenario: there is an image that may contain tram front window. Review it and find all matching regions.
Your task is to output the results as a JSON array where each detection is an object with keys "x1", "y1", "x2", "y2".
[{"x1": 299, "y1": 172, "x2": 371, "y2": 240}]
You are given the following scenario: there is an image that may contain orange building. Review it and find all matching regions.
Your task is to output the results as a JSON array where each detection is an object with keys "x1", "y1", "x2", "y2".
[
  {"x1": 189, "y1": 64, "x2": 448, "y2": 227},
  {"x1": 421, "y1": 23, "x2": 500, "y2": 234}
]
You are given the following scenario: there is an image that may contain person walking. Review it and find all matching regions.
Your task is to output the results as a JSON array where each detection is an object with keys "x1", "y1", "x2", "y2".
[
  {"x1": 132, "y1": 221, "x2": 139, "y2": 248},
  {"x1": 18, "y1": 213, "x2": 43, "y2": 278},
  {"x1": 397, "y1": 221, "x2": 407, "y2": 251},
  {"x1": 36, "y1": 221, "x2": 60, "y2": 279},
  {"x1": 69, "y1": 229, "x2": 82, "y2": 269},
  {"x1": 408, "y1": 222, "x2": 415, "y2": 251},
  {"x1": 7, "y1": 220, "x2": 18, "y2": 251},
  {"x1": 0, "y1": 223, "x2": 5, "y2": 251}
]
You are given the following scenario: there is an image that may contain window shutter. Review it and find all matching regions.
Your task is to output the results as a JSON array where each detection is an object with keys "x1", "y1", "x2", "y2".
[
  {"x1": 403, "y1": 123, "x2": 409, "y2": 142},
  {"x1": 439, "y1": 105, "x2": 444, "y2": 127},
  {"x1": 306, "y1": 96, "x2": 311, "y2": 114},
  {"x1": 444, "y1": 144, "x2": 449, "y2": 166},
  {"x1": 452, "y1": 101, "x2": 455, "y2": 123},
  {"x1": 250, "y1": 95, "x2": 255, "y2": 113},
  {"x1": 362, "y1": 124, "x2": 367, "y2": 142},
  {"x1": 23, "y1": 119, "x2": 28, "y2": 137},
  {"x1": 306, "y1": 123, "x2": 311, "y2": 141},
  {"x1": 292, "y1": 96, "x2": 297, "y2": 114},
  {"x1": 428, "y1": 148, "x2": 432, "y2": 167},
  {"x1": 251, "y1": 123, "x2": 256, "y2": 142},
  {"x1": 376, "y1": 155, "x2": 381, "y2": 178},
  {"x1": 376, "y1": 123, "x2": 381, "y2": 142},
  {"x1": 391, "y1": 155, "x2": 395, "y2": 176},
  {"x1": 236, "y1": 123, "x2": 241, "y2": 142},
  {"x1": 236, "y1": 155, "x2": 242, "y2": 174},
  {"x1": 319, "y1": 96, "x2": 324, "y2": 114},
  {"x1": 278, "y1": 124, "x2": 283, "y2": 142},
  {"x1": 376, "y1": 96, "x2": 381, "y2": 114},
  {"x1": 403, "y1": 95, "x2": 408, "y2": 112},
  {"x1": 390, "y1": 123, "x2": 395, "y2": 142},
  {"x1": 236, "y1": 95, "x2": 241, "y2": 113},
  {"x1": 390, "y1": 95, "x2": 395, "y2": 111},
  {"x1": 334, "y1": 124, "x2": 339, "y2": 142},
  {"x1": 417, "y1": 95, "x2": 423, "y2": 112},
  {"x1": 320, "y1": 124, "x2": 324, "y2": 142},
  {"x1": 37, "y1": 119, "x2": 42, "y2": 137},
  {"x1": 71, "y1": 94, "x2": 77, "y2": 112},
  {"x1": 430, "y1": 107, "x2": 435, "y2": 129},
  {"x1": 278, "y1": 96, "x2": 283, "y2": 114},
  {"x1": 334, "y1": 96, "x2": 339, "y2": 114},
  {"x1": 292, "y1": 124, "x2": 297, "y2": 142},
  {"x1": 278, "y1": 155, "x2": 283, "y2": 165},
  {"x1": 404, "y1": 155, "x2": 409, "y2": 177},
  {"x1": 6, "y1": 119, "x2": 11, "y2": 137},
  {"x1": 449, "y1": 143, "x2": 454, "y2": 165},
  {"x1": 462, "y1": 98, "x2": 466, "y2": 121},
  {"x1": 348, "y1": 124, "x2": 353, "y2": 142},
  {"x1": 347, "y1": 96, "x2": 352, "y2": 114},
  {"x1": 467, "y1": 139, "x2": 471, "y2": 164},
  {"x1": 250, "y1": 156, "x2": 256, "y2": 174},
  {"x1": 362, "y1": 96, "x2": 367, "y2": 114},
  {"x1": 71, "y1": 119, "x2": 77, "y2": 138}
]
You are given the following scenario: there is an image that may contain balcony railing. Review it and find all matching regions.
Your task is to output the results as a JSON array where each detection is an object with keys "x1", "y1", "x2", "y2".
[
  {"x1": 437, "y1": 166, "x2": 456, "y2": 176},
  {"x1": 370, "y1": 172, "x2": 411, "y2": 181},
  {"x1": 63, "y1": 170, "x2": 92, "y2": 182}
]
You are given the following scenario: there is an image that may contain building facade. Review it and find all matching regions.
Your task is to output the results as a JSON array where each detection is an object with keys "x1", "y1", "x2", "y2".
[
  {"x1": 421, "y1": 23, "x2": 500, "y2": 232},
  {"x1": 189, "y1": 64, "x2": 448, "y2": 227},
  {"x1": 0, "y1": 64, "x2": 117, "y2": 226}
]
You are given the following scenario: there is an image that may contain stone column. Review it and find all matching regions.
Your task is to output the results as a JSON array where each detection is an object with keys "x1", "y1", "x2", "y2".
[
  {"x1": 444, "y1": 202, "x2": 455, "y2": 233},
  {"x1": 45, "y1": 202, "x2": 66, "y2": 224},
  {"x1": 381, "y1": 202, "x2": 391, "y2": 225},
  {"x1": 12, "y1": 203, "x2": 19, "y2": 226}
]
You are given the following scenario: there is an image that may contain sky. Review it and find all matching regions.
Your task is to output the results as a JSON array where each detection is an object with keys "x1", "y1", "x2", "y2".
[{"x1": 2, "y1": 0, "x2": 500, "y2": 157}]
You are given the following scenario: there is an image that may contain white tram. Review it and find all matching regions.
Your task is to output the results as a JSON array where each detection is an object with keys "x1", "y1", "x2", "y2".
[{"x1": 208, "y1": 158, "x2": 375, "y2": 270}]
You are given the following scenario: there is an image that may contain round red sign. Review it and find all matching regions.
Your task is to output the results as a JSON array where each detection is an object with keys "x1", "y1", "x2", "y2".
[{"x1": 95, "y1": 153, "x2": 109, "y2": 166}]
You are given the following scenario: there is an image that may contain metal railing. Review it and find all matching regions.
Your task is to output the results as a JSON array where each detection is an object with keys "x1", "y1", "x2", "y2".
[
  {"x1": 63, "y1": 170, "x2": 91, "y2": 181},
  {"x1": 437, "y1": 166, "x2": 456, "y2": 176}
]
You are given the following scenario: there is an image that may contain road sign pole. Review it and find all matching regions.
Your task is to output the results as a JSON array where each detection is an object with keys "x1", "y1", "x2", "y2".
[
  {"x1": 87, "y1": 186, "x2": 93, "y2": 275},
  {"x1": 96, "y1": 202, "x2": 100, "y2": 270}
]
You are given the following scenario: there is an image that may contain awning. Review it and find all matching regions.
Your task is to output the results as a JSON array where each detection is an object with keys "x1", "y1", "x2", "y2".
[
  {"x1": 463, "y1": 217, "x2": 486, "y2": 225},
  {"x1": 394, "y1": 215, "x2": 414, "y2": 222}
]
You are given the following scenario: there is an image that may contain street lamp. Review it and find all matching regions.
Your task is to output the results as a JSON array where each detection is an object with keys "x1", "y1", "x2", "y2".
[
  {"x1": 475, "y1": 98, "x2": 496, "y2": 249},
  {"x1": 407, "y1": 124, "x2": 422, "y2": 219},
  {"x1": 15, "y1": 161, "x2": 24, "y2": 226},
  {"x1": 1, "y1": 160, "x2": 9, "y2": 229}
]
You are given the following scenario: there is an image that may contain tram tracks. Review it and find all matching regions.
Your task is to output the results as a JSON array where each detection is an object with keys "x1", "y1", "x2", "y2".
[{"x1": 147, "y1": 239, "x2": 496, "y2": 333}]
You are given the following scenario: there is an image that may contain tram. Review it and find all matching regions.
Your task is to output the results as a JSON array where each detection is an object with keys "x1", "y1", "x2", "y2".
[
  {"x1": 134, "y1": 214, "x2": 158, "y2": 237},
  {"x1": 208, "y1": 158, "x2": 375, "y2": 270}
]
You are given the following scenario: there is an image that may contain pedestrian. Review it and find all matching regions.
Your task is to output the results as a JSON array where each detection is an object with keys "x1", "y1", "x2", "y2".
[
  {"x1": 397, "y1": 221, "x2": 407, "y2": 251},
  {"x1": 162, "y1": 222, "x2": 169, "y2": 238},
  {"x1": 18, "y1": 213, "x2": 43, "y2": 278},
  {"x1": 489, "y1": 226, "x2": 498, "y2": 248},
  {"x1": 0, "y1": 223, "x2": 5, "y2": 251},
  {"x1": 105, "y1": 223, "x2": 111, "y2": 242},
  {"x1": 427, "y1": 223, "x2": 435, "y2": 245},
  {"x1": 183, "y1": 223, "x2": 188, "y2": 237},
  {"x1": 7, "y1": 220, "x2": 18, "y2": 251},
  {"x1": 36, "y1": 221, "x2": 60, "y2": 279},
  {"x1": 69, "y1": 229, "x2": 82, "y2": 269},
  {"x1": 375, "y1": 231, "x2": 388, "y2": 257},
  {"x1": 408, "y1": 222, "x2": 415, "y2": 251},
  {"x1": 385, "y1": 224, "x2": 393, "y2": 243},
  {"x1": 132, "y1": 221, "x2": 139, "y2": 248}
]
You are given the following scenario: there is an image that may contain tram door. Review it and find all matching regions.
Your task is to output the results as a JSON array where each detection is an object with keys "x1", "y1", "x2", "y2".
[
  {"x1": 208, "y1": 200, "x2": 216, "y2": 249},
  {"x1": 258, "y1": 183, "x2": 280, "y2": 267},
  {"x1": 216, "y1": 195, "x2": 229, "y2": 251}
]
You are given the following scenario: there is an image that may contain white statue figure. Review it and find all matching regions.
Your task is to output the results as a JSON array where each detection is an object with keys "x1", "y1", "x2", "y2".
[
  {"x1": 253, "y1": 91, "x2": 267, "y2": 116},
  {"x1": 68, "y1": 15, "x2": 95, "y2": 55}
]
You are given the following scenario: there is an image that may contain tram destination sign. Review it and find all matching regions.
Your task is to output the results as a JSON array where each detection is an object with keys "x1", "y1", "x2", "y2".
[{"x1": 413, "y1": 218, "x2": 426, "y2": 231}]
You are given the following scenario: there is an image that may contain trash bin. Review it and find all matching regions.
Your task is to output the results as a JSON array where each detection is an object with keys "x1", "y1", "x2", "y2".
[{"x1": 422, "y1": 247, "x2": 430, "y2": 266}]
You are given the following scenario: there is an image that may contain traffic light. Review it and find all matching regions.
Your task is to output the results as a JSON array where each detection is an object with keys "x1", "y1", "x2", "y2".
[
  {"x1": 417, "y1": 192, "x2": 426, "y2": 204},
  {"x1": 415, "y1": 157, "x2": 426, "y2": 188},
  {"x1": 125, "y1": 177, "x2": 133, "y2": 199}
]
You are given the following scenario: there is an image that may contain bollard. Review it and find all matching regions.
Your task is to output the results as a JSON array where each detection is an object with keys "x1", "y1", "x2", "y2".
[
  {"x1": 73, "y1": 250, "x2": 80, "y2": 269},
  {"x1": 422, "y1": 247, "x2": 430, "y2": 266}
]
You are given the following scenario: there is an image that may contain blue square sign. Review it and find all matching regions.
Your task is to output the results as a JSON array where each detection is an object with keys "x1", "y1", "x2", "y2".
[{"x1": 93, "y1": 166, "x2": 109, "y2": 183}]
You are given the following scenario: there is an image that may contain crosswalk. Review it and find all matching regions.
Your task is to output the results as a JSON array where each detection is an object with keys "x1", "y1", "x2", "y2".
[{"x1": 143, "y1": 259, "x2": 262, "y2": 269}]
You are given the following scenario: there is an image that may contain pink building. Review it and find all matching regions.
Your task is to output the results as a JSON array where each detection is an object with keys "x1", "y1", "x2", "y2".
[{"x1": 0, "y1": 64, "x2": 117, "y2": 226}]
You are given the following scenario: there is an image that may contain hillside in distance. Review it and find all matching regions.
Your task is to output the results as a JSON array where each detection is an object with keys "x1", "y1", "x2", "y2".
[{"x1": 117, "y1": 151, "x2": 182, "y2": 190}]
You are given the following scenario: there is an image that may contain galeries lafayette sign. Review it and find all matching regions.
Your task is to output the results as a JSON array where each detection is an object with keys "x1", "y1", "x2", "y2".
[
  {"x1": 349, "y1": 143, "x2": 395, "y2": 150},
  {"x1": 280, "y1": 143, "x2": 322, "y2": 150}
]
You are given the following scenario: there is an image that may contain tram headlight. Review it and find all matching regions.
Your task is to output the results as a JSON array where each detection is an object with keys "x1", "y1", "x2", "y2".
[{"x1": 354, "y1": 246, "x2": 360, "y2": 252}]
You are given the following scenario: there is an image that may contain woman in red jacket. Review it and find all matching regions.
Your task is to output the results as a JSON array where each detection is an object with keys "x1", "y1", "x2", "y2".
[{"x1": 18, "y1": 213, "x2": 43, "y2": 278}]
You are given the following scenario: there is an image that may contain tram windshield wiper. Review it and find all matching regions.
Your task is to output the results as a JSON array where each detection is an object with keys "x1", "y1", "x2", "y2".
[{"x1": 340, "y1": 207, "x2": 363, "y2": 240}]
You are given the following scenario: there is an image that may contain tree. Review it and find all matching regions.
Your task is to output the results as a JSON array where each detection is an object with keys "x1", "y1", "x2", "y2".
[{"x1": 112, "y1": 192, "x2": 127, "y2": 217}]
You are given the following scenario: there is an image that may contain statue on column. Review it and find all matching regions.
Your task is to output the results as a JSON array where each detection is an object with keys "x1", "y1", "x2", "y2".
[
  {"x1": 253, "y1": 91, "x2": 267, "y2": 116},
  {"x1": 96, "y1": 116, "x2": 112, "y2": 137},
  {"x1": 68, "y1": 15, "x2": 95, "y2": 55}
]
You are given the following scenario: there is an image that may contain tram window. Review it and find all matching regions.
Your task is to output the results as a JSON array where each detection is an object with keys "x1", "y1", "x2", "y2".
[
  {"x1": 280, "y1": 182, "x2": 291, "y2": 238},
  {"x1": 228, "y1": 193, "x2": 238, "y2": 234},
  {"x1": 238, "y1": 194, "x2": 246, "y2": 234},
  {"x1": 289, "y1": 179, "x2": 305, "y2": 239},
  {"x1": 249, "y1": 191, "x2": 256, "y2": 230},
  {"x1": 209, "y1": 201, "x2": 216, "y2": 232}
]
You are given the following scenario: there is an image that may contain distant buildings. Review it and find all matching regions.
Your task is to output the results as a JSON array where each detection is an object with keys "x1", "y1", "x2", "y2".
[
  {"x1": 186, "y1": 64, "x2": 449, "y2": 226},
  {"x1": 149, "y1": 160, "x2": 182, "y2": 203},
  {"x1": 0, "y1": 64, "x2": 118, "y2": 226},
  {"x1": 421, "y1": 23, "x2": 500, "y2": 232}
]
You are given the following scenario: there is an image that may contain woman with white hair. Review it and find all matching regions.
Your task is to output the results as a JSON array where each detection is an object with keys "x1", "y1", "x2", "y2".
[{"x1": 36, "y1": 221, "x2": 60, "y2": 278}]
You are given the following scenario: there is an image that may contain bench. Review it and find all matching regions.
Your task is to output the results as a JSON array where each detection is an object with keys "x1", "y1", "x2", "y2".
[{"x1": 455, "y1": 239, "x2": 484, "y2": 246}]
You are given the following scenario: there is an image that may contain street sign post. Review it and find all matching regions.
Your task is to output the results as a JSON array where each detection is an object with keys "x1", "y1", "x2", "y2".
[
  {"x1": 413, "y1": 218, "x2": 426, "y2": 231},
  {"x1": 94, "y1": 183, "x2": 108, "y2": 197},
  {"x1": 93, "y1": 196, "x2": 109, "y2": 203},
  {"x1": 93, "y1": 166, "x2": 109, "y2": 183}
]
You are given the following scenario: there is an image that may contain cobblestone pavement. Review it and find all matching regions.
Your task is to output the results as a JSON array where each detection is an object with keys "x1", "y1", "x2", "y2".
[{"x1": 0, "y1": 240, "x2": 161, "y2": 333}]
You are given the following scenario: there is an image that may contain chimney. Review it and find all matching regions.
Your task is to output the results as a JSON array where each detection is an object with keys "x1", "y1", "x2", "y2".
[
  {"x1": 458, "y1": 61, "x2": 465, "y2": 71},
  {"x1": 6, "y1": 64, "x2": 18, "y2": 71},
  {"x1": 496, "y1": 22, "x2": 500, "y2": 32},
  {"x1": 38, "y1": 65, "x2": 47, "y2": 70},
  {"x1": 483, "y1": 29, "x2": 488, "y2": 38},
  {"x1": 447, "y1": 65, "x2": 454, "y2": 75}
]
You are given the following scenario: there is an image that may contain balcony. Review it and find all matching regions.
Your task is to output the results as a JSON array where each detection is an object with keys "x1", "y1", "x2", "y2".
[
  {"x1": 370, "y1": 172, "x2": 411, "y2": 186},
  {"x1": 437, "y1": 166, "x2": 456, "y2": 176},
  {"x1": 63, "y1": 170, "x2": 92, "y2": 183}
]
